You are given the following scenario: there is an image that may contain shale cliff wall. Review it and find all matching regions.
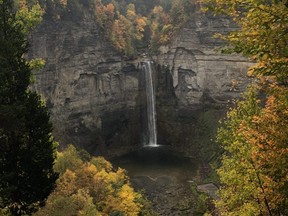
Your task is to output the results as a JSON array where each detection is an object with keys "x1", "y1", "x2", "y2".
[
  {"x1": 29, "y1": 20, "x2": 144, "y2": 156},
  {"x1": 154, "y1": 10, "x2": 254, "y2": 155},
  {"x1": 30, "y1": 9, "x2": 253, "y2": 157}
]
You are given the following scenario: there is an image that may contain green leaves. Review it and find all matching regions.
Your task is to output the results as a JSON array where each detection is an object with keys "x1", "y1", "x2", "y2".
[
  {"x1": 0, "y1": 1, "x2": 57, "y2": 214},
  {"x1": 204, "y1": 0, "x2": 288, "y2": 82},
  {"x1": 204, "y1": 2, "x2": 288, "y2": 213},
  {"x1": 15, "y1": 2, "x2": 43, "y2": 35},
  {"x1": 215, "y1": 83, "x2": 288, "y2": 215},
  {"x1": 36, "y1": 145, "x2": 145, "y2": 216}
]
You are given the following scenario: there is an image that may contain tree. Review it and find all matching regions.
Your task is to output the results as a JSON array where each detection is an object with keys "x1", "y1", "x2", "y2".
[
  {"x1": 204, "y1": 0, "x2": 288, "y2": 82},
  {"x1": 204, "y1": 0, "x2": 288, "y2": 215},
  {"x1": 35, "y1": 145, "x2": 147, "y2": 216},
  {"x1": 216, "y1": 87, "x2": 264, "y2": 215},
  {"x1": 216, "y1": 85, "x2": 288, "y2": 215},
  {"x1": 95, "y1": 0, "x2": 115, "y2": 37},
  {"x1": 240, "y1": 84, "x2": 288, "y2": 215},
  {"x1": 15, "y1": 0, "x2": 43, "y2": 35},
  {"x1": 0, "y1": 0, "x2": 58, "y2": 214}
]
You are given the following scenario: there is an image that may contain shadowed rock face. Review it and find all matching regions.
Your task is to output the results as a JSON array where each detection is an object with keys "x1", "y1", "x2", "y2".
[
  {"x1": 29, "y1": 7, "x2": 253, "y2": 157},
  {"x1": 29, "y1": 20, "x2": 145, "y2": 156},
  {"x1": 154, "y1": 10, "x2": 254, "y2": 156}
]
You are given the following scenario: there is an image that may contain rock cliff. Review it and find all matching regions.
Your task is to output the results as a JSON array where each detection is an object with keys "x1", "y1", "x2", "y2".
[
  {"x1": 154, "y1": 9, "x2": 254, "y2": 157},
  {"x1": 29, "y1": 19, "x2": 144, "y2": 156},
  {"x1": 29, "y1": 8, "x2": 253, "y2": 158}
]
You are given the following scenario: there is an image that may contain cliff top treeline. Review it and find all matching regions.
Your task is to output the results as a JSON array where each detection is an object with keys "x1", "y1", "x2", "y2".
[{"x1": 28, "y1": 0, "x2": 198, "y2": 57}]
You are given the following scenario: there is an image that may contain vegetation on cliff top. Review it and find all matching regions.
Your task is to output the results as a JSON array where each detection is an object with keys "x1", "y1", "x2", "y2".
[
  {"x1": 35, "y1": 0, "x2": 197, "y2": 57},
  {"x1": 94, "y1": 0, "x2": 196, "y2": 56}
]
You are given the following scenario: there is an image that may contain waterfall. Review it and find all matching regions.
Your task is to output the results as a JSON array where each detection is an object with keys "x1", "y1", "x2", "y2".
[{"x1": 142, "y1": 61, "x2": 158, "y2": 147}]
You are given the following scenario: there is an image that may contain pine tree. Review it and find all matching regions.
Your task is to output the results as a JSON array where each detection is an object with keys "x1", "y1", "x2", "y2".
[{"x1": 0, "y1": 0, "x2": 58, "y2": 214}]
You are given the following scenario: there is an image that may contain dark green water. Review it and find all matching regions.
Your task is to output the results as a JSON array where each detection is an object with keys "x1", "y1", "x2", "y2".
[
  {"x1": 111, "y1": 145, "x2": 199, "y2": 182},
  {"x1": 111, "y1": 146, "x2": 200, "y2": 215}
]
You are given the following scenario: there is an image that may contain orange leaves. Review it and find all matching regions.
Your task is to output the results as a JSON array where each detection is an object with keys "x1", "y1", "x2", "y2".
[
  {"x1": 36, "y1": 145, "x2": 144, "y2": 215},
  {"x1": 94, "y1": 0, "x2": 196, "y2": 55},
  {"x1": 95, "y1": 1, "x2": 115, "y2": 32},
  {"x1": 206, "y1": 0, "x2": 288, "y2": 214},
  {"x1": 216, "y1": 85, "x2": 288, "y2": 215},
  {"x1": 135, "y1": 17, "x2": 147, "y2": 34},
  {"x1": 95, "y1": 1, "x2": 149, "y2": 57}
]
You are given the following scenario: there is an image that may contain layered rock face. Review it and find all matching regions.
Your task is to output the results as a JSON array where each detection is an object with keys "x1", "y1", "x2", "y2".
[
  {"x1": 154, "y1": 10, "x2": 254, "y2": 155},
  {"x1": 29, "y1": 7, "x2": 253, "y2": 158},
  {"x1": 29, "y1": 19, "x2": 144, "y2": 156}
]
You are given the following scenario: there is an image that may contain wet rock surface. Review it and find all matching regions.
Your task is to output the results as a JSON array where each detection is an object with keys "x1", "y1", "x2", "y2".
[{"x1": 133, "y1": 175, "x2": 197, "y2": 215}]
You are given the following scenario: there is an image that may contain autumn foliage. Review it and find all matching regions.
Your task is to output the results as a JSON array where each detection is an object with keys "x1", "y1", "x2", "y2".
[
  {"x1": 34, "y1": 145, "x2": 146, "y2": 216},
  {"x1": 204, "y1": 0, "x2": 288, "y2": 215},
  {"x1": 216, "y1": 85, "x2": 288, "y2": 215},
  {"x1": 95, "y1": 0, "x2": 147, "y2": 56},
  {"x1": 95, "y1": 0, "x2": 195, "y2": 56}
]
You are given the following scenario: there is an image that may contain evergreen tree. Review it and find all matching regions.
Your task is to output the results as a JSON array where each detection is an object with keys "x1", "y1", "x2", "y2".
[{"x1": 0, "y1": 0, "x2": 58, "y2": 214}]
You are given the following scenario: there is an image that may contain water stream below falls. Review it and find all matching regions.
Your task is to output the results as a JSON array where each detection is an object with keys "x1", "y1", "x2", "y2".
[{"x1": 112, "y1": 146, "x2": 199, "y2": 215}]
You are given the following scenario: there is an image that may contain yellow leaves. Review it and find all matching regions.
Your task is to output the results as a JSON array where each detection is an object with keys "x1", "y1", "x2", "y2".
[
  {"x1": 84, "y1": 163, "x2": 98, "y2": 175},
  {"x1": 28, "y1": 58, "x2": 46, "y2": 71},
  {"x1": 15, "y1": 1, "x2": 43, "y2": 35},
  {"x1": 126, "y1": 9, "x2": 136, "y2": 21},
  {"x1": 152, "y1": 5, "x2": 164, "y2": 15},
  {"x1": 54, "y1": 145, "x2": 83, "y2": 174},
  {"x1": 90, "y1": 156, "x2": 112, "y2": 172},
  {"x1": 135, "y1": 17, "x2": 147, "y2": 40},
  {"x1": 95, "y1": 1, "x2": 115, "y2": 30},
  {"x1": 116, "y1": 184, "x2": 143, "y2": 215},
  {"x1": 217, "y1": 84, "x2": 288, "y2": 215},
  {"x1": 103, "y1": 184, "x2": 142, "y2": 216},
  {"x1": 38, "y1": 145, "x2": 144, "y2": 215},
  {"x1": 56, "y1": 169, "x2": 77, "y2": 196}
]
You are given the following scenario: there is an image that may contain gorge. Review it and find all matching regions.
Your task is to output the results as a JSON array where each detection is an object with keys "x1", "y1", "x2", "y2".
[
  {"x1": 29, "y1": 1, "x2": 253, "y2": 160},
  {"x1": 2, "y1": 0, "x2": 287, "y2": 215},
  {"x1": 26, "y1": 1, "x2": 255, "y2": 214}
]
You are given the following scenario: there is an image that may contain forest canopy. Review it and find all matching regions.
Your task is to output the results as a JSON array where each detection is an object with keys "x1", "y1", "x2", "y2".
[
  {"x1": 34, "y1": 0, "x2": 197, "y2": 57},
  {"x1": 35, "y1": 145, "x2": 154, "y2": 216}
]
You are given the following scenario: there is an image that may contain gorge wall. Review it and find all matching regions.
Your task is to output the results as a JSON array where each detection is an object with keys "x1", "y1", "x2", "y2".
[
  {"x1": 29, "y1": 19, "x2": 145, "y2": 156},
  {"x1": 29, "y1": 7, "x2": 253, "y2": 158},
  {"x1": 154, "y1": 9, "x2": 254, "y2": 158}
]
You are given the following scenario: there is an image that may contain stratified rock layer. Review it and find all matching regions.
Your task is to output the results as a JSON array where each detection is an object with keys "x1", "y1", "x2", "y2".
[
  {"x1": 154, "y1": 10, "x2": 253, "y2": 155},
  {"x1": 30, "y1": 20, "x2": 144, "y2": 156},
  {"x1": 30, "y1": 8, "x2": 253, "y2": 157}
]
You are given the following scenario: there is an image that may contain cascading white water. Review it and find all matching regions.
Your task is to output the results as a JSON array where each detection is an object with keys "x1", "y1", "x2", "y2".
[{"x1": 143, "y1": 61, "x2": 158, "y2": 147}]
